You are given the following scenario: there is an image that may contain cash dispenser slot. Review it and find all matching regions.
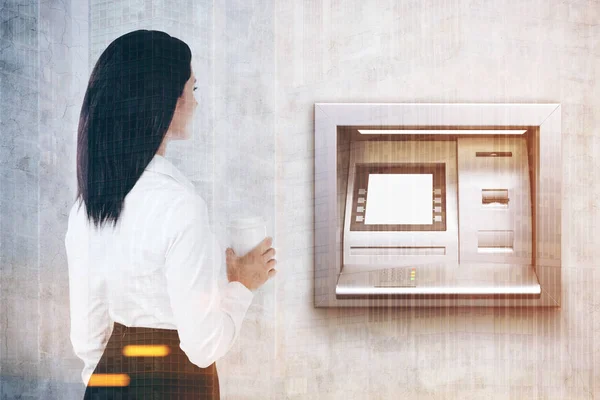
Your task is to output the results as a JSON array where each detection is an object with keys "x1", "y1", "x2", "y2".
[
  {"x1": 349, "y1": 246, "x2": 446, "y2": 256},
  {"x1": 477, "y1": 230, "x2": 514, "y2": 253}
]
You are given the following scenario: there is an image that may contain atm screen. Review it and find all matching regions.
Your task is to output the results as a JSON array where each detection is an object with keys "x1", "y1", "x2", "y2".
[
  {"x1": 364, "y1": 174, "x2": 433, "y2": 225},
  {"x1": 350, "y1": 163, "x2": 446, "y2": 231}
]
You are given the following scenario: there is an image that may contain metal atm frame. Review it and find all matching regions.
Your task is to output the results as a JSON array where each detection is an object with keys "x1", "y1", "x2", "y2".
[{"x1": 314, "y1": 103, "x2": 562, "y2": 307}]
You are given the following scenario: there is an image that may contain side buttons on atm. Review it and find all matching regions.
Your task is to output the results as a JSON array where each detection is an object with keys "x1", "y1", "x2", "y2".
[{"x1": 356, "y1": 216, "x2": 364, "y2": 222}]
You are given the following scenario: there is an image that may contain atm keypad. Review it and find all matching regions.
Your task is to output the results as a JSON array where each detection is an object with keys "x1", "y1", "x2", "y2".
[{"x1": 371, "y1": 268, "x2": 417, "y2": 287}]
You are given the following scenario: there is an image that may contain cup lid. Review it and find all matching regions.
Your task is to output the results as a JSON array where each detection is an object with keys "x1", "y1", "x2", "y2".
[{"x1": 227, "y1": 216, "x2": 265, "y2": 229}]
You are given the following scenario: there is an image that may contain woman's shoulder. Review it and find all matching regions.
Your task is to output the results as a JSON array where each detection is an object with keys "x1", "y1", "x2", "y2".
[
  {"x1": 169, "y1": 191, "x2": 210, "y2": 224},
  {"x1": 128, "y1": 173, "x2": 197, "y2": 211}
]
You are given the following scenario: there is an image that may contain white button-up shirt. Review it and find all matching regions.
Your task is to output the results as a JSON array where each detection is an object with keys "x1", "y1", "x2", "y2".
[{"x1": 65, "y1": 153, "x2": 254, "y2": 385}]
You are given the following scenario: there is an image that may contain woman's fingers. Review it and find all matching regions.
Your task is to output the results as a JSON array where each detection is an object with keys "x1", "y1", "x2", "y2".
[
  {"x1": 267, "y1": 268, "x2": 277, "y2": 279},
  {"x1": 266, "y1": 258, "x2": 277, "y2": 270},
  {"x1": 256, "y1": 237, "x2": 273, "y2": 255},
  {"x1": 262, "y1": 247, "x2": 276, "y2": 263}
]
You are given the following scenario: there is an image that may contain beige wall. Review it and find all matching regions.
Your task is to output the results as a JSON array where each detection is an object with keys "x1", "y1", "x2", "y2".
[{"x1": 273, "y1": 0, "x2": 598, "y2": 398}]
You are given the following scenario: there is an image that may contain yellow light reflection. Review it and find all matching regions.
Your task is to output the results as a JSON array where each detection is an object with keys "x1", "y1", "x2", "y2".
[
  {"x1": 88, "y1": 373, "x2": 130, "y2": 387},
  {"x1": 122, "y1": 344, "x2": 171, "y2": 357}
]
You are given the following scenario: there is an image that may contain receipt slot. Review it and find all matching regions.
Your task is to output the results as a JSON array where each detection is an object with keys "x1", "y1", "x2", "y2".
[{"x1": 314, "y1": 104, "x2": 561, "y2": 307}]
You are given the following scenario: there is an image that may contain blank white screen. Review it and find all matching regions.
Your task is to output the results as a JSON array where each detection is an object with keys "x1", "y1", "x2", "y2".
[{"x1": 364, "y1": 174, "x2": 433, "y2": 225}]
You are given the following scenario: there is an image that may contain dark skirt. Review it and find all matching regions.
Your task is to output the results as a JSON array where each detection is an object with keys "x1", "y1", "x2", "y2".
[{"x1": 83, "y1": 322, "x2": 220, "y2": 399}]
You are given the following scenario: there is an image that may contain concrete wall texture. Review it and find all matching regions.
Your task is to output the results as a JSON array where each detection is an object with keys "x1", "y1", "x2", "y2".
[{"x1": 1, "y1": 0, "x2": 599, "y2": 398}]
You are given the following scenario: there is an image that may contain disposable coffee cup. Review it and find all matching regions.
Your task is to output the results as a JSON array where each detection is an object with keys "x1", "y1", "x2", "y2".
[{"x1": 228, "y1": 216, "x2": 267, "y2": 257}]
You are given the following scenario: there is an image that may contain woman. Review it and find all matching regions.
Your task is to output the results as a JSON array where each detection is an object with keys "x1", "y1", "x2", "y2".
[{"x1": 64, "y1": 29, "x2": 277, "y2": 399}]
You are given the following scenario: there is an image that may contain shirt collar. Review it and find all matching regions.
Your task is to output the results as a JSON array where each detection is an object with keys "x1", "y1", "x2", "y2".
[{"x1": 144, "y1": 154, "x2": 195, "y2": 192}]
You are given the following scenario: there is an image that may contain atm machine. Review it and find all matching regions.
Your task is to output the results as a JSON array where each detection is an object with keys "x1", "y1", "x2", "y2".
[
  {"x1": 337, "y1": 136, "x2": 539, "y2": 298},
  {"x1": 314, "y1": 103, "x2": 562, "y2": 307}
]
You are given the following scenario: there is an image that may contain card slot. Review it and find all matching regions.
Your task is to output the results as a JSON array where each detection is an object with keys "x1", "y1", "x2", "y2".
[{"x1": 482, "y1": 189, "x2": 509, "y2": 207}]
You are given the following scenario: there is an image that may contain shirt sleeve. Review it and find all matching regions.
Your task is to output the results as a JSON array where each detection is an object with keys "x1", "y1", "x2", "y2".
[
  {"x1": 164, "y1": 193, "x2": 254, "y2": 368},
  {"x1": 65, "y1": 204, "x2": 113, "y2": 385}
]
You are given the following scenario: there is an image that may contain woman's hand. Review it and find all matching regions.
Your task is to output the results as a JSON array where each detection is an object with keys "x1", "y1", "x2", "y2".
[{"x1": 226, "y1": 237, "x2": 277, "y2": 292}]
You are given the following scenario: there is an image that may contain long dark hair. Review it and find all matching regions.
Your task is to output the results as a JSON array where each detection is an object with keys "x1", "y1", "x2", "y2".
[{"x1": 75, "y1": 30, "x2": 191, "y2": 229}]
